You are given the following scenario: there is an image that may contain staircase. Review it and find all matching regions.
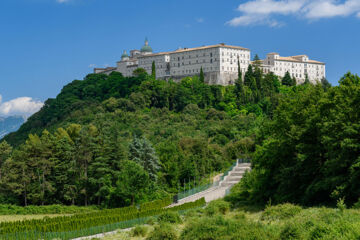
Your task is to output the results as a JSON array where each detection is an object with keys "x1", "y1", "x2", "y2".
[{"x1": 169, "y1": 161, "x2": 251, "y2": 207}]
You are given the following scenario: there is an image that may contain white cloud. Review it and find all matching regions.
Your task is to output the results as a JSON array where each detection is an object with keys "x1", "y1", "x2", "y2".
[
  {"x1": 0, "y1": 95, "x2": 44, "y2": 117},
  {"x1": 56, "y1": 0, "x2": 72, "y2": 3},
  {"x1": 89, "y1": 64, "x2": 96, "y2": 68},
  {"x1": 196, "y1": 18, "x2": 204, "y2": 23},
  {"x1": 228, "y1": 0, "x2": 360, "y2": 27},
  {"x1": 357, "y1": 12, "x2": 360, "y2": 17}
]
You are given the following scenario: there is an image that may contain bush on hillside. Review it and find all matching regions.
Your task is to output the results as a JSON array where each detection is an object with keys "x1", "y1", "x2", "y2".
[
  {"x1": 205, "y1": 200, "x2": 230, "y2": 216},
  {"x1": 157, "y1": 211, "x2": 182, "y2": 224},
  {"x1": 146, "y1": 224, "x2": 178, "y2": 240},
  {"x1": 131, "y1": 225, "x2": 148, "y2": 237},
  {"x1": 180, "y1": 215, "x2": 270, "y2": 240},
  {"x1": 261, "y1": 203, "x2": 302, "y2": 221}
]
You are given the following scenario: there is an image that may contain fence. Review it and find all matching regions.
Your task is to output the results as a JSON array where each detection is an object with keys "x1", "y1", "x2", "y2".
[
  {"x1": 176, "y1": 160, "x2": 244, "y2": 201},
  {"x1": 0, "y1": 198, "x2": 206, "y2": 240}
]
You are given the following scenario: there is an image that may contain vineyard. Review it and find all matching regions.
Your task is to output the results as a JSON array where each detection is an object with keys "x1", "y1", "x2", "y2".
[{"x1": 0, "y1": 198, "x2": 205, "y2": 240}]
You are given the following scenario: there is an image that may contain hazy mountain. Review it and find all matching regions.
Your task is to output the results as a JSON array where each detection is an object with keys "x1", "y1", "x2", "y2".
[{"x1": 0, "y1": 116, "x2": 25, "y2": 139}]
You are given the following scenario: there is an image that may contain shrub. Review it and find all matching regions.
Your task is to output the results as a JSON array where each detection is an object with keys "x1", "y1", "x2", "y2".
[
  {"x1": 158, "y1": 211, "x2": 182, "y2": 224},
  {"x1": 205, "y1": 200, "x2": 230, "y2": 216},
  {"x1": 146, "y1": 224, "x2": 178, "y2": 240},
  {"x1": 181, "y1": 215, "x2": 270, "y2": 240},
  {"x1": 280, "y1": 224, "x2": 302, "y2": 240},
  {"x1": 337, "y1": 198, "x2": 346, "y2": 212},
  {"x1": 184, "y1": 208, "x2": 204, "y2": 220},
  {"x1": 131, "y1": 225, "x2": 148, "y2": 237},
  {"x1": 146, "y1": 216, "x2": 157, "y2": 225},
  {"x1": 353, "y1": 198, "x2": 360, "y2": 209},
  {"x1": 261, "y1": 203, "x2": 302, "y2": 221}
]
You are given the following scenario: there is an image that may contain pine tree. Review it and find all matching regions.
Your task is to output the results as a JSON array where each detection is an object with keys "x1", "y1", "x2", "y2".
[
  {"x1": 200, "y1": 67, "x2": 205, "y2": 83},
  {"x1": 0, "y1": 141, "x2": 12, "y2": 181},
  {"x1": 253, "y1": 54, "x2": 261, "y2": 68},
  {"x1": 282, "y1": 71, "x2": 294, "y2": 86},
  {"x1": 321, "y1": 77, "x2": 331, "y2": 90},
  {"x1": 151, "y1": 61, "x2": 156, "y2": 79},
  {"x1": 129, "y1": 136, "x2": 160, "y2": 181}
]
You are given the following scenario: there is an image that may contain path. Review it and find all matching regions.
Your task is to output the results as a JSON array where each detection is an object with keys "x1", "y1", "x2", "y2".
[{"x1": 169, "y1": 162, "x2": 251, "y2": 207}]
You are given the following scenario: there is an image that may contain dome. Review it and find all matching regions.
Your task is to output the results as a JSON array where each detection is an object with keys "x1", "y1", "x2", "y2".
[
  {"x1": 121, "y1": 50, "x2": 129, "y2": 59},
  {"x1": 140, "y1": 38, "x2": 153, "y2": 53}
]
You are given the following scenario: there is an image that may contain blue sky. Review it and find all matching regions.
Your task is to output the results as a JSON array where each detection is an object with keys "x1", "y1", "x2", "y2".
[{"x1": 0, "y1": 0, "x2": 359, "y2": 116}]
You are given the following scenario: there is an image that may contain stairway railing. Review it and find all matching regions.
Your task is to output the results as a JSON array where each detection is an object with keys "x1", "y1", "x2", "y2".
[{"x1": 175, "y1": 160, "x2": 243, "y2": 202}]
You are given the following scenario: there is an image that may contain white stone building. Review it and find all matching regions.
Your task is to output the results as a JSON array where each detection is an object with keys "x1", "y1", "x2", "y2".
[
  {"x1": 94, "y1": 39, "x2": 326, "y2": 85},
  {"x1": 95, "y1": 39, "x2": 251, "y2": 86},
  {"x1": 259, "y1": 53, "x2": 326, "y2": 84}
]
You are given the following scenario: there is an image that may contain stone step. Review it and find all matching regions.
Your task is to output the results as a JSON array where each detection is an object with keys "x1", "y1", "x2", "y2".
[
  {"x1": 233, "y1": 167, "x2": 251, "y2": 172},
  {"x1": 227, "y1": 176, "x2": 242, "y2": 181},
  {"x1": 230, "y1": 172, "x2": 244, "y2": 176},
  {"x1": 220, "y1": 181, "x2": 238, "y2": 187}
]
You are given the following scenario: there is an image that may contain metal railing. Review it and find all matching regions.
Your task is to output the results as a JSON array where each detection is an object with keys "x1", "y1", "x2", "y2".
[{"x1": 176, "y1": 160, "x2": 243, "y2": 201}]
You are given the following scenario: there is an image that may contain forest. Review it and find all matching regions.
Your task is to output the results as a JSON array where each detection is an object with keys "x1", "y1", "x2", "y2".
[{"x1": 2, "y1": 61, "x2": 359, "y2": 210}]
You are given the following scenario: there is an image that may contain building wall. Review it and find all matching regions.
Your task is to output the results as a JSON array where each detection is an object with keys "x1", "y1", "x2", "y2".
[{"x1": 263, "y1": 54, "x2": 326, "y2": 84}]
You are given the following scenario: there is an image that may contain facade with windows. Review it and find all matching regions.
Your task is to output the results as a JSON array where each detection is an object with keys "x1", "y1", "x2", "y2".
[
  {"x1": 94, "y1": 39, "x2": 326, "y2": 85},
  {"x1": 259, "y1": 53, "x2": 326, "y2": 84},
  {"x1": 94, "y1": 39, "x2": 251, "y2": 86}
]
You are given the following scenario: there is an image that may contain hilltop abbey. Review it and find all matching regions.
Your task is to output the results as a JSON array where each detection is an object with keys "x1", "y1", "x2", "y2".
[{"x1": 94, "y1": 39, "x2": 326, "y2": 85}]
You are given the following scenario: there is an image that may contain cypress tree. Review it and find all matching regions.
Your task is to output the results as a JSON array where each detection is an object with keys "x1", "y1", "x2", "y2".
[
  {"x1": 200, "y1": 67, "x2": 205, "y2": 83},
  {"x1": 244, "y1": 65, "x2": 254, "y2": 87},
  {"x1": 151, "y1": 61, "x2": 156, "y2": 79},
  {"x1": 282, "y1": 71, "x2": 294, "y2": 86},
  {"x1": 304, "y1": 74, "x2": 310, "y2": 85},
  {"x1": 237, "y1": 57, "x2": 242, "y2": 82},
  {"x1": 235, "y1": 57, "x2": 244, "y2": 100}
]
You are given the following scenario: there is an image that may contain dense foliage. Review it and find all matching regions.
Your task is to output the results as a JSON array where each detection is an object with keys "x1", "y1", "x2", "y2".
[
  {"x1": 228, "y1": 72, "x2": 360, "y2": 207},
  {"x1": 1, "y1": 65, "x2": 281, "y2": 207}
]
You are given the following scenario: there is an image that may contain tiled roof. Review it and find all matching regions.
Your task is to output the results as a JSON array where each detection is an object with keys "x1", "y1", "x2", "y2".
[
  {"x1": 138, "y1": 43, "x2": 249, "y2": 58},
  {"x1": 277, "y1": 56, "x2": 324, "y2": 64}
]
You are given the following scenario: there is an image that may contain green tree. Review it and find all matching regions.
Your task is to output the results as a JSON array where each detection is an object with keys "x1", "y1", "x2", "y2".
[
  {"x1": 304, "y1": 74, "x2": 310, "y2": 85},
  {"x1": 0, "y1": 141, "x2": 12, "y2": 181},
  {"x1": 200, "y1": 67, "x2": 205, "y2": 83},
  {"x1": 115, "y1": 160, "x2": 149, "y2": 205},
  {"x1": 321, "y1": 77, "x2": 332, "y2": 90},
  {"x1": 244, "y1": 65, "x2": 254, "y2": 87},
  {"x1": 152, "y1": 61, "x2": 156, "y2": 79},
  {"x1": 282, "y1": 71, "x2": 294, "y2": 86},
  {"x1": 129, "y1": 136, "x2": 160, "y2": 181},
  {"x1": 133, "y1": 68, "x2": 147, "y2": 77},
  {"x1": 253, "y1": 54, "x2": 261, "y2": 68}
]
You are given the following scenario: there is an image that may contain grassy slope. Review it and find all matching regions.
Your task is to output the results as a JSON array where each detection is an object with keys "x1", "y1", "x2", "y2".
[{"x1": 101, "y1": 201, "x2": 360, "y2": 240}]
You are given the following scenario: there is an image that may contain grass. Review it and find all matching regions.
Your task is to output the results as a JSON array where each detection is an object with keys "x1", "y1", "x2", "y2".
[
  {"x1": 0, "y1": 214, "x2": 72, "y2": 223},
  {"x1": 100, "y1": 200, "x2": 360, "y2": 240}
]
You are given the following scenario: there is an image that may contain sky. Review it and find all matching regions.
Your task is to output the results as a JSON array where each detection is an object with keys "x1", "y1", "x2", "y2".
[{"x1": 0, "y1": 0, "x2": 359, "y2": 117}]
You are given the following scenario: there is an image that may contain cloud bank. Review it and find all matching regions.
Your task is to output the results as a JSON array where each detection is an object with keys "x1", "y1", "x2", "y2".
[
  {"x1": 228, "y1": 0, "x2": 360, "y2": 27},
  {"x1": 0, "y1": 95, "x2": 44, "y2": 117}
]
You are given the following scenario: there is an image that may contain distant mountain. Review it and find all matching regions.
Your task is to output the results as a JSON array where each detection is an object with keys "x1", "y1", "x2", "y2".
[{"x1": 0, "y1": 116, "x2": 25, "y2": 139}]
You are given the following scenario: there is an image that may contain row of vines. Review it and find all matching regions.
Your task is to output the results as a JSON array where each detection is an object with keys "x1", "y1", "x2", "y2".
[{"x1": 0, "y1": 198, "x2": 205, "y2": 240}]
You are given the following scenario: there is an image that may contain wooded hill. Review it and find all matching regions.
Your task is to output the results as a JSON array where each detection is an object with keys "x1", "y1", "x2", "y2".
[{"x1": 2, "y1": 65, "x2": 358, "y2": 209}]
